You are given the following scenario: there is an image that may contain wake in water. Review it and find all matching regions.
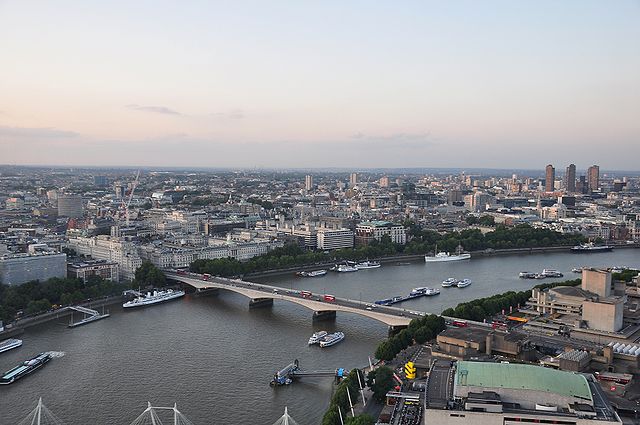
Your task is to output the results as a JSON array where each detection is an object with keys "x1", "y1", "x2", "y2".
[{"x1": 46, "y1": 351, "x2": 65, "y2": 358}]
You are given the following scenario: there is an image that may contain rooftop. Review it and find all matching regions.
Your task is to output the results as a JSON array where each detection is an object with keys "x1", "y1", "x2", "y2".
[{"x1": 455, "y1": 361, "x2": 593, "y2": 402}]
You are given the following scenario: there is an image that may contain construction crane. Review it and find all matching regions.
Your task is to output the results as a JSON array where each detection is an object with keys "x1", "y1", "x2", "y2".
[{"x1": 120, "y1": 170, "x2": 140, "y2": 226}]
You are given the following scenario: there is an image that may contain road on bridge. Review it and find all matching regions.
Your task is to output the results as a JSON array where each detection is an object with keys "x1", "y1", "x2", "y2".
[{"x1": 165, "y1": 271, "x2": 423, "y2": 327}]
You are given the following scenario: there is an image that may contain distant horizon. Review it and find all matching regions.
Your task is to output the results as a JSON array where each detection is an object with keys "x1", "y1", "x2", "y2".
[{"x1": 2, "y1": 163, "x2": 639, "y2": 177}]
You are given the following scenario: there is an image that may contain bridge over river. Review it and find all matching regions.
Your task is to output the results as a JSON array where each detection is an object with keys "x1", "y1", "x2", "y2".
[{"x1": 165, "y1": 271, "x2": 416, "y2": 332}]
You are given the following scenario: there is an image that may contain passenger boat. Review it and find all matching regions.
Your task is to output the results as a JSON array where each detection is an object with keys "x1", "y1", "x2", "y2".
[
  {"x1": 333, "y1": 264, "x2": 359, "y2": 273},
  {"x1": 424, "y1": 287, "x2": 441, "y2": 296},
  {"x1": 305, "y1": 270, "x2": 328, "y2": 277},
  {"x1": 541, "y1": 269, "x2": 563, "y2": 278},
  {"x1": 572, "y1": 267, "x2": 584, "y2": 273},
  {"x1": 374, "y1": 298, "x2": 393, "y2": 305},
  {"x1": 425, "y1": 244, "x2": 471, "y2": 262},
  {"x1": 355, "y1": 260, "x2": 381, "y2": 270},
  {"x1": 442, "y1": 278, "x2": 458, "y2": 287},
  {"x1": 456, "y1": 279, "x2": 472, "y2": 288},
  {"x1": 571, "y1": 243, "x2": 613, "y2": 253},
  {"x1": 308, "y1": 331, "x2": 328, "y2": 345},
  {"x1": 519, "y1": 272, "x2": 536, "y2": 279},
  {"x1": 319, "y1": 332, "x2": 345, "y2": 348},
  {"x1": 123, "y1": 289, "x2": 185, "y2": 308},
  {"x1": 0, "y1": 353, "x2": 51, "y2": 385},
  {"x1": 0, "y1": 338, "x2": 22, "y2": 354}
]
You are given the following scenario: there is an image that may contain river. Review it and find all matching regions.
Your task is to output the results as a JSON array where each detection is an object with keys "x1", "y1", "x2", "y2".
[{"x1": 1, "y1": 249, "x2": 638, "y2": 424}]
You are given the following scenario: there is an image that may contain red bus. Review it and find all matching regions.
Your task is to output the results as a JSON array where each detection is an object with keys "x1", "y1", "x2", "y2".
[
  {"x1": 202, "y1": 273, "x2": 211, "y2": 281},
  {"x1": 451, "y1": 320, "x2": 468, "y2": 327},
  {"x1": 300, "y1": 291, "x2": 313, "y2": 299},
  {"x1": 323, "y1": 294, "x2": 336, "y2": 302}
]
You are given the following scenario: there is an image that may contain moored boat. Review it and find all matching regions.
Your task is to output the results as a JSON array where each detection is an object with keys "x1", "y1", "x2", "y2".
[
  {"x1": 123, "y1": 289, "x2": 185, "y2": 308},
  {"x1": 319, "y1": 332, "x2": 345, "y2": 348},
  {"x1": 424, "y1": 287, "x2": 441, "y2": 296},
  {"x1": 425, "y1": 244, "x2": 470, "y2": 262},
  {"x1": 355, "y1": 260, "x2": 381, "y2": 270},
  {"x1": 333, "y1": 264, "x2": 359, "y2": 273},
  {"x1": 542, "y1": 269, "x2": 564, "y2": 278},
  {"x1": 442, "y1": 278, "x2": 458, "y2": 287},
  {"x1": 456, "y1": 278, "x2": 472, "y2": 288},
  {"x1": 305, "y1": 269, "x2": 327, "y2": 277},
  {"x1": 308, "y1": 331, "x2": 328, "y2": 345},
  {"x1": 0, "y1": 338, "x2": 22, "y2": 354},
  {"x1": 571, "y1": 243, "x2": 613, "y2": 253},
  {"x1": 519, "y1": 272, "x2": 536, "y2": 279}
]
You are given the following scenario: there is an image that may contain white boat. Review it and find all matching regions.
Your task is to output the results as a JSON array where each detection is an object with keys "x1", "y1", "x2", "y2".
[
  {"x1": 123, "y1": 289, "x2": 185, "y2": 308},
  {"x1": 571, "y1": 267, "x2": 584, "y2": 273},
  {"x1": 442, "y1": 278, "x2": 458, "y2": 287},
  {"x1": 0, "y1": 338, "x2": 22, "y2": 354},
  {"x1": 320, "y1": 332, "x2": 345, "y2": 348},
  {"x1": 519, "y1": 271, "x2": 536, "y2": 279},
  {"x1": 306, "y1": 270, "x2": 328, "y2": 277},
  {"x1": 541, "y1": 269, "x2": 563, "y2": 277},
  {"x1": 355, "y1": 260, "x2": 381, "y2": 270},
  {"x1": 308, "y1": 331, "x2": 328, "y2": 345},
  {"x1": 425, "y1": 244, "x2": 471, "y2": 262},
  {"x1": 424, "y1": 287, "x2": 440, "y2": 296},
  {"x1": 456, "y1": 279, "x2": 472, "y2": 288},
  {"x1": 334, "y1": 264, "x2": 359, "y2": 273}
]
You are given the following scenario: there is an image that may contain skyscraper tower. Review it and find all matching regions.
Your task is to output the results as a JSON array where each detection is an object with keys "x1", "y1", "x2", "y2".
[
  {"x1": 587, "y1": 165, "x2": 600, "y2": 192},
  {"x1": 304, "y1": 175, "x2": 313, "y2": 191},
  {"x1": 545, "y1": 164, "x2": 555, "y2": 192},
  {"x1": 349, "y1": 173, "x2": 358, "y2": 187},
  {"x1": 565, "y1": 164, "x2": 576, "y2": 192}
]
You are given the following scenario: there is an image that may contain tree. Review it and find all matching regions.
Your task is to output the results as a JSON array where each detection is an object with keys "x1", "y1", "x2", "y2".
[
  {"x1": 370, "y1": 366, "x2": 395, "y2": 402},
  {"x1": 135, "y1": 261, "x2": 167, "y2": 287},
  {"x1": 345, "y1": 414, "x2": 375, "y2": 425}
]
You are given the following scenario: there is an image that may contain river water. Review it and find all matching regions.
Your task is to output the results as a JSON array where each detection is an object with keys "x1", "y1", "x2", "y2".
[{"x1": 1, "y1": 249, "x2": 639, "y2": 424}]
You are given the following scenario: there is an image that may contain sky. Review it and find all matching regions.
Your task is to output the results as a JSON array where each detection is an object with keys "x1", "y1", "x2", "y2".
[{"x1": 1, "y1": 0, "x2": 639, "y2": 170}]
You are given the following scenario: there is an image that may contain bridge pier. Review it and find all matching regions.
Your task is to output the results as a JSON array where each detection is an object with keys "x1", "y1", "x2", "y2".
[
  {"x1": 249, "y1": 298, "x2": 274, "y2": 308},
  {"x1": 312, "y1": 310, "x2": 336, "y2": 322},
  {"x1": 194, "y1": 288, "x2": 219, "y2": 296},
  {"x1": 388, "y1": 325, "x2": 408, "y2": 337}
]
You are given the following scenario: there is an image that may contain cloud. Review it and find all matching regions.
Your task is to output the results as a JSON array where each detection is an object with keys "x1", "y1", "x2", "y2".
[
  {"x1": 0, "y1": 125, "x2": 79, "y2": 138},
  {"x1": 126, "y1": 104, "x2": 182, "y2": 115}
]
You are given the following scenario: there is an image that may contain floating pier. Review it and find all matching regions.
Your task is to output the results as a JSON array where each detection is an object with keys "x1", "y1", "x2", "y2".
[
  {"x1": 68, "y1": 306, "x2": 109, "y2": 328},
  {"x1": 270, "y1": 359, "x2": 348, "y2": 386}
]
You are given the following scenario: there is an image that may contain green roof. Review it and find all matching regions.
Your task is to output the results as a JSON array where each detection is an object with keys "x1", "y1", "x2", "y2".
[{"x1": 455, "y1": 361, "x2": 592, "y2": 402}]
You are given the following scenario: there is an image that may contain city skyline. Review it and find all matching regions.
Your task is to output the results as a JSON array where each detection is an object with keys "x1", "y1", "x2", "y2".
[{"x1": 1, "y1": 1, "x2": 639, "y2": 169}]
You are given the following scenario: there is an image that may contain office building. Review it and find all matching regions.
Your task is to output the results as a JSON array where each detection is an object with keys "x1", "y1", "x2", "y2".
[
  {"x1": 545, "y1": 164, "x2": 555, "y2": 192},
  {"x1": 424, "y1": 361, "x2": 621, "y2": 425},
  {"x1": 565, "y1": 163, "x2": 576, "y2": 192},
  {"x1": 0, "y1": 252, "x2": 67, "y2": 285},
  {"x1": 349, "y1": 173, "x2": 358, "y2": 187},
  {"x1": 304, "y1": 175, "x2": 314, "y2": 191},
  {"x1": 588, "y1": 165, "x2": 600, "y2": 192},
  {"x1": 316, "y1": 228, "x2": 354, "y2": 250},
  {"x1": 379, "y1": 176, "x2": 390, "y2": 188},
  {"x1": 355, "y1": 221, "x2": 406, "y2": 245},
  {"x1": 93, "y1": 175, "x2": 109, "y2": 187},
  {"x1": 57, "y1": 194, "x2": 84, "y2": 218},
  {"x1": 67, "y1": 259, "x2": 119, "y2": 283}
]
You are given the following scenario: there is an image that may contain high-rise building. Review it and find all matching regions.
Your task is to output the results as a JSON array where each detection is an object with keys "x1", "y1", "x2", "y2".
[
  {"x1": 576, "y1": 175, "x2": 587, "y2": 194},
  {"x1": 349, "y1": 173, "x2": 358, "y2": 187},
  {"x1": 588, "y1": 165, "x2": 600, "y2": 192},
  {"x1": 545, "y1": 164, "x2": 555, "y2": 192},
  {"x1": 379, "y1": 176, "x2": 390, "y2": 188},
  {"x1": 564, "y1": 164, "x2": 576, "y2": 192},
  {"x1": 304, "y1": 175, "x2": 313, "y2": 191},
  {"x1": 93, "y1": 175, "x2": 108, "y2": 187},
  {"x1": 0, "y1": 252, "x2": 67, "y2": 285},
  {"x1": 57, "y1": 194, "x2": 84, "y2": 218}
]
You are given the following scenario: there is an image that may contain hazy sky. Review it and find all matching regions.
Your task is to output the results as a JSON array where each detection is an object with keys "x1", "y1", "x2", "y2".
[{"x1": 1, "y1": 1, "x2": 639, "y2": 169}]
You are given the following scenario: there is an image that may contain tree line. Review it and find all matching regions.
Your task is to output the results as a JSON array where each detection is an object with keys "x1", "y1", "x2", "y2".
[
  {"x1": 441, "y1": 278, "x2": 582, "y2": 321},
  {"x1": 190, "y1": 224, "x2": 586, "y2": 277},
  {"x1": 321, "y1": 369, "x2": 376, "y2": 425},
  {"x1": 0, "y1": 262, "x2": 168, "y2": 323},
  {"x1": 375, "y1": 314, "x2": 446, "y2": 362}
]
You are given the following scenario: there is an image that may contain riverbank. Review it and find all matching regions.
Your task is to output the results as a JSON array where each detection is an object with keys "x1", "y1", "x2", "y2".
[
  {"x1": 0, "y1": 295, "x2": 123, "y2": 338},
  {"x1": 245, "y1": 244, "x2": 640, "y2": 279}
]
